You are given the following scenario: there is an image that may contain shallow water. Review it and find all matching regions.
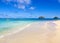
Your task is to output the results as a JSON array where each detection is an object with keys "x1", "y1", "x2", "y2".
[
  {"x1": 0, "y1": 18, "x2": 59, "y2": 36},
  {"x1": 0, "y1": 18, "x2": 60, "y2": 43},
  {"x1": 0, "y1": 19, "x2": 35, "y2": 35}
]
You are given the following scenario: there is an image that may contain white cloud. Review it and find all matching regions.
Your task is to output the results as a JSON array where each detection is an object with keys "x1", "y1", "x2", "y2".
[
  {"x1": 4, "y1": 0, "x2": 31, "y2": 5},
  {"x1": 2, "y1": 0, "x2": 35, "y2": 10},
  {"x1": 30, "y1": 7, "x2": 35, "y2": 10},
  {"x1": 17, "y1": 0, "x2": 31, "y2": 4},
  {"x1": 24, "y1": 0, "x2": 31, "y2": 4},
  {"x1": 3, "y1": 0, "x2": 31, "y2": 9},
  {"x1": 17, "y1": 0, "x2": 25, "y2": 3},
  {"x1": 18, "y1": 5, "x2": 25, "y2": 10}
]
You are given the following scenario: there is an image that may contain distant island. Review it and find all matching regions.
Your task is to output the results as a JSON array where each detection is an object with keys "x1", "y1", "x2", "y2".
[
  {"x1": 38, "y1": 16, "x2": 60, "y2": 20},
  {"x1": 53, "y1": 16, "x2": 59, "y2": 19},
  {"x1": 38, "y1": 16, "x2": 45, "y2": 19}
]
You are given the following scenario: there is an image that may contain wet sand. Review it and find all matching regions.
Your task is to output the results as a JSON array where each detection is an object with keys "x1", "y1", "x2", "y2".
[{"x1": 0, "y1": 20, "x2": 60, "y2": 43}]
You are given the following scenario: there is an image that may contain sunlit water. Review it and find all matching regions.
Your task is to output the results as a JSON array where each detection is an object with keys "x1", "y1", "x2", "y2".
[
  {"x1": 0, "y1": 18, "x2": 59, "y2": 37},
  {"x1": 0, "y1": 18, "x2": 35, "y2": 35}
]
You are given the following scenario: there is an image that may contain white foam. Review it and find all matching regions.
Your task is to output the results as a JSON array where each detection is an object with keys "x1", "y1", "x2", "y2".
[
  {"x1": 12, "y1": 24, "x2": 31, "y2": 34},
  {"x1": 0, "y1": 35, "x2": 4, "y2": 39},
  {"x1": 0, "y1": 23, "x2": 32, "y2": 39}
]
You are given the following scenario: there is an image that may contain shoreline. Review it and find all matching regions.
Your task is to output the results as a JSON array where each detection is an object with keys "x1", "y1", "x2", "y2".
[
  {"x1": 0, "y1": 23, "x2": 32, "y2": 39},
  {"x1": 0, "y1": 20, "x2": 60, "y2": 43},
  {"x1": 0, "y1": 21, "x2": 56, "y2": 39}
]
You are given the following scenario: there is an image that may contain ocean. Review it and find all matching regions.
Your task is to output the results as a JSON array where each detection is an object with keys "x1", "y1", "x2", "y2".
[
  {"x1": 0, "y1": 18, "x2": 34, "y2": 34},
  {"x1": 0, "y1": 18, "x2": 60, "y2": 38}
]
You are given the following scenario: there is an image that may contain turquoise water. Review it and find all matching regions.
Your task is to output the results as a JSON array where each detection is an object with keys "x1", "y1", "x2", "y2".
[
  {"x1": 0, "y1": 19, "x2": 34, "y2": 33},
  {"x1": 0, "y1": 18, "x2": 60, "y2": 35}
]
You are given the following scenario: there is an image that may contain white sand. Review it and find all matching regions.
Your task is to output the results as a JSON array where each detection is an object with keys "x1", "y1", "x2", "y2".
[{"x1": 0, "y1": 20, "x2": 60, "y2": 43}]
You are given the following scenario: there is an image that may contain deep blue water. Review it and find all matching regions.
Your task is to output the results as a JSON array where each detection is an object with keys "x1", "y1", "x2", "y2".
[{"x1": 0, "y1": 18, "x2": 60, "y2": 21}]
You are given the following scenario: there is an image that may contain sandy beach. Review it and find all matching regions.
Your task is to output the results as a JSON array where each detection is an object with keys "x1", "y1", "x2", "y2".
[{"x1": 0, "y1": 20, "x2": 60, "y2": 43}]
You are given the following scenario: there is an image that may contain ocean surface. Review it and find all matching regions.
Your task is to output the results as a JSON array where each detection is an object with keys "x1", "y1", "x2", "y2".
[
  {"x1": 0, "y1": 18, "x2": 60, "y2": 36},
  {"x1": 0, "y1": 18, "x2": 34, "y2": 35}
]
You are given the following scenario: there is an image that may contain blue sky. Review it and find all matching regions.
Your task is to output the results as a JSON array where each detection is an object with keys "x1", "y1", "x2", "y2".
[{"x1": 0, "y1": 0, "x2": 60, "y2": 18}]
